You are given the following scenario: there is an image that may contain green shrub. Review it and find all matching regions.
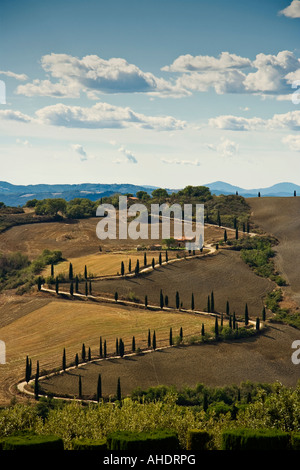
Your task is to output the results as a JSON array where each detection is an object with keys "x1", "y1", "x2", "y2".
[
  {"x1": 71, "y1": 438, "x2": 107, "y2": 450},
  {"x1": 186, "y1": 430, "x2": 211, "y2": 451},
  {"x1": 291, "y1": 433, "x2": 300, "y2": 450},
  {"x1": 221, "y1": 428, "x2": 291, "y2": 451},
  {"x1": 106, "y1": 430, "x2": 179, "y2": 451},
  {"x1": 2, "y1": 433, "x2": 64, "y2": 450}
]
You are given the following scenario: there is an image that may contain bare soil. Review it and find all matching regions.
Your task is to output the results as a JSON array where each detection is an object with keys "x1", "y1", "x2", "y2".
[{"x1": 39, "y1": 323, "x2": 300, "y2": 400}]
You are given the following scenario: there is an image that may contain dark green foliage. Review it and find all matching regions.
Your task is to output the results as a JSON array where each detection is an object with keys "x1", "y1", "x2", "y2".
[
  {"x1": 164, "y1": 295, "x2": 168, "y2": 307},
  {"x1": 169, "y1": 327, "x2": 173, "y2": 346},
  {"x1": 152, "y1": 330, "x2": 156, "y2": 350},
  {"x1": 99, "y1": 337, "x2": 103, "y2": 358},
  {"x1": 132, "y1": 336, "x2": 136, "y2": 352},
  {"x1": 144, "y1": 295, "x2": 148, "y2": 308},
  {"x1": 221, "y1": 428, "x2": 290, "y2": 451},
  {"x1": 89, "y1": 280, "x2": 92, "y2": 295},
  {"x1": 226, "y1": 300, "x2": 230, "y2": 316},
  {"x1": 121, "y1": 261, "x2": 125, "y2": 276},
  {"x1": 152, "y1": 257, "x2": 155, "y2": 269},
  {"x1": 262, "y1": 306, "x2": 266, "y2": 321},
  {"x1": 75, "y1": 353, "x2": 79, "y2": 367},
  {"x1": 148, "y1": 329, "x2": 151, "y2": 348},
  {"x1": 210, "y1": 291, "x2": 214, "y2": 312},
  {"x1": 256, "y1": 318, "x2": 260, "y2": 330},
  {"x1": 69, "y1": 262, "x2": 73, "y2": 281},
  {"x1": 88, "y1": 347, "x2": 91, "y2": 361},
  {"x1": 186, "y1": 430, "x2": 211, "y2": 451},
  {"x1": 144, "y1": 252, "x2": 147, "y2": 266},
  {"x1": 116, "y1": 377, "x2": 121, "y2": 402},
  {"x1": 1, "y1": 433, "x2": 64, "y2": 450},
  {"x1": 291, "y1": 433, "x2": 300, "y2": 450},
  {"x1": 191, "y1": 293, "x2": 194, "y2": 310},
  {"x1": 72, "y1": 438, "x2": 107, "y2": 450},
  {"x1": 75, "y1": 276, "x2": 79, "y2": 293},
  {"x1": 179, "y1": 327, "x2": 183, "y2": 342},
  {"x1": 55, "y1": 277, "x2": 59, "y2": 294},
  {"x1": 207, "y1": 295, "x2": 210, "y2": 313},
  {"x1": 62, "y1": 348, "x2": 66, "y2": 371},
  {"x1": 245, "y1": 303, "x2": 249, "y2": 325},
  {"x1": 201, "y1": 323, "x2": 205, "y2": 336},
  {"x1": 116, "y1": 338, "x2": 119, "y2": 355},
  {"x1": 106, "y1": 430, "x2": 179, "y2": 451},
  {"x1": 135, "y1": 259, "x2": 140, "y2": 275},
  {"x1": 78, "y1": 375, "x2": 82, "y2": 398},
  {"x1": 69, "y1": 282, "x2": 74, "y2": 296},
  {"x1": 128, "y1": 259, "x2": 131, "y2": 272},
  {"x1": 159, "y1": 252, "x2": 162, "y2": 265},
  {"x1": 119, "y1": 338, "x2": 125, "y2": 358},
  {"x1": 81, "y1": 343, "x2": 86, "y2": 362},
  {"x1": 114, "y1": 291, "x2": 118, "y2": 302},
  {"x1": 160, "y1": 289, "x2": 164, "y2": 309},
  {"x1": 175, "y1": 291, "x2": 180, "y2": 309},
  {"x1": 84, "y1": 265, "x2": 87, "y2": 279},
  {"x1": 214, "y1": 317, "x2": 219, "y2": 338},
  {"x1": 25, "y1": 356, "x2": 31, "y2": 383},
  {"x1": 97, "y1": 374, "x2": 102, "y2": 402},
  {"x1": 104, "y1": 340, "x2": 107, "y2": 358}
]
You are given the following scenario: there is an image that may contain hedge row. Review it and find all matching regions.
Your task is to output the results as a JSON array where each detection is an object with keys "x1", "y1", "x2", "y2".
[{"x1": 1, "y1": 429, "x2": 300, "y2": 450}]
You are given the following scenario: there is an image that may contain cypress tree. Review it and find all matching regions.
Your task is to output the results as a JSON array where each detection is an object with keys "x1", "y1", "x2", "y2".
[
  {"x1": 36, "y1": 360, "x2": 39, "y2": 379},
  {"x1": 235, "y1": 226, "x2": 239, "y2": 240},
  {"x1": 152, "y1": 330, "x2": 156, "y2": 350},
  {"x1": 97, "y1": 374, "x2": 102, "y2": 402},
  {"x1": 34, "y1": 372, "x2": 39, "y2": 400},
  {"x1": 207, "y1": 295, "x2": 210, "y2": 313},
  {"x1": 62, "y1": 348, "x2": 66, "y2": 371},
  {"x1": 116, "y1": 338, "x2": 119, "y2": 355},
  {"x1": 119, "y1": 339, "x2": 124, "y2": 358},
  {"x1": 221, "y1": 313, "x2": 223, "y2": 327},
  {"x1": 247, "y1": 222, "x2": 250, "y2": 233},
  {"x1": 179, "y1": 327, "x2": 183, "y2": 342},
  {"x1": 229, "y1": 315, "x2": 232, "y2": 328},
  {"x1": 84, "y1": 265, "x2": 87, "y2": 279},
  {"x1": 69, "y1": 262, "x2": 73, "y2": 281},
  {"x1": 51, "y1": 263, "x2": 54, "y2": 277},
  {"x1": 135, "y1": 259, "x2": 140, "y2": 275},
  {"x1": 234, "y1": 217, "x2": 237, "y2": 229},
  {"x1": 100, "y1": 337, "x2": 103, "y2": 358},
  {"x1": 144, "y1": 252, "x2": 147, "y2": 266},
  {"x1": 176, "y1": 291, "x2": 180, "y2": 309},
  {"x1": 258, "y1": 192, "x2": 261, "y2": 198},
  {"x1": 148, "y1": 329, "x2": 151, "y2": 348},
  {"x1": 55, "y1": 277, "x2": 59, "y2": 294},
  {"x1": 88, "y1": 347, "x2": 91, "y2": 361},
  {"x1": 104, "y1": 340, "x2": 107, "y2": 358},
  {"x1": 217, "y1": 210, "x2": 221, "y2": 227},
  {"x1": 25, "y1": 356, "x2": 30, "y2": 383},
  {"x1": 224, "y1": 229, "x2": 227, "y2": 243},
  {"x1": 114, "y1": 291, "x2": 118, "y2": 302},
  {"x1": 165, "y1": 250, "x2": 168, "y2": 262},
  {"x1": 164, "y1": 295, "x2": 169, "y2": 307},
  {"x1": 29, "y1": 359, "x2": 32, "y2": 379},
  {"x1": 233, "y1": 312, "x2": 236, "y2": 329},
  {"x1": 128, "y1": 259, "x2": 131, "y2": 272},
  {"x1": 121, "y1": 261, "x2": 125, "y2": 276},
  {"x1": 226, "y1": 300, "x2": 230, "y2": 316},
  {"x1": 75, "y1": 353, "x2": 79, "y2": 367},
  {"x1": 201, "y1": 323, "x2": 205, "y2": 337},
  {"x1": 132, "y1": 336, "x2": 136, "y2": 352},
  {"x1": 70, "y1": 282, "x2": 74, "y2": 296},
  {"x1": 256, "y1": 318, "x2": 260, "y2": 330},
  {"x1": 116, "y1": 377, "x2": 121, "y2": 402},
  {"x1": 75, "y1": 276, "x2": 79, "y2": 293},
  {"x1": 245, "y1": 303, "x2": 249, "y2": 325},
  {"x1": 160, "y1": 289, "x2": 164, "y2": 309},
  {"x1": 294, "y1": 190, "x2": 297, "y2": 197},
  {"x1": 145, "y1": 295, "x2": 148, "y2": 308},
  {"x1": 78, "y1": 374, "x2": 82, "y2": 398},
  {"x1": 85, "y1": 281, "x2": 88, "y2": 296},
  {"x1": 159, "y1": 252, "x2": 162, "y2": 265},
  {"x1": 214, "y1": 317, "x2": 219, "y2": 338},
  {"x1": 191, "y1": 293, "x2": 195, "y2": 310},
  {"x1": 89, "y1": 280, "x2": 92, "y2": 295},
  {"x1": 169, "y1": 327, "x2": 173, "y2": 346},
  {"x1": 152, "y1": 258, "x2": 155, "y2": 269},
  {"x1": 81, "y1": 343, "x2": 86, "y2": 362},
  {"x1": 37, "y1": 276, "x2": 42, "y2": 291},
  {"x1": 262, "y1": 306, "x2": 266, "y2": 321}
]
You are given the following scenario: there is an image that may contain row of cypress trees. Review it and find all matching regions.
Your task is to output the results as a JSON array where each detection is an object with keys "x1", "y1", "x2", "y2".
[{"x1": 77, "y1": 373, "x2": 121, "y2": 402}]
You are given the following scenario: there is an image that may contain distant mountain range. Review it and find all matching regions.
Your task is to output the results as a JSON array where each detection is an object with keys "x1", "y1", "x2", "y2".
[{"x1": 0, "y1": 180, "x2": 299, "y2": 207}]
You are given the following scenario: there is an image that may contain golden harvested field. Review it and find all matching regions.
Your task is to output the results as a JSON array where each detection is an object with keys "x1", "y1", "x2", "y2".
[
  {"x1": 43, "y1": 250, "x2": 179, "y2": 279},
  {"x1": 0, "y1": 297, "x2": 215, "y2": 405}
]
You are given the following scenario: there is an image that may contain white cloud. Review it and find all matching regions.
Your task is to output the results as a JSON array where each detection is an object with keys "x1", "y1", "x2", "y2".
[
  {"x1": 161, "y1": 158, "x2": 200, "y2": 166},
  {"x1": 0, "y1": 109, "x2": 31, "y2": 123},
  {"x1": 35, "y1": 102, "x2": 186, "y2": 131},
  {"x1": 117, "y1": 146, "x2": 138, "y2": 164},
  {"x1": 0, "y1": 70, "x2": 28, "y2": 81},
  {"x1": 279, "y1": 0, "x2": 300, "y2": 18},
  {"x1": 162, "y1": 52, "x2": 252, "y2": 72},
  {"x1": 207, "y1": 138, "x2": 239, "y2": 157},
  {"x1": 71, "y1": 144, "x2": 88, "y2": 161},
  {"x1": 16, "y1": 138, "x2": 31, "y2": 147},
  {"x1": 282, "y1": 134, "x2": 300, "y2": 150},
  {"x1": 209, "y1": 110, "x2": 300, "y2": 131},
  {"x1": 16, "y1": 53, "x2": 188, "y2": 99}
]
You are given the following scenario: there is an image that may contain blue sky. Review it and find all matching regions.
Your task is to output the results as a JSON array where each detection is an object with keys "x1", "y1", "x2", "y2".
[{"x1": 1, "y1": 0, "x2": 300, "y2": 188}]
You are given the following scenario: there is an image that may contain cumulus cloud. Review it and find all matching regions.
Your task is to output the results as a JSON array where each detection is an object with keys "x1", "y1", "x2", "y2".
[
  {"x1": 71, "y1": 144, "x2": 88, "y2": 161},
  {"x1": 207, "y1": 138, "x2": 239, "y2": 157},
  {"x1": 0, "y1": 70, "x2": 28, "y2": 81},
  {"x1": 16, "y1": 53, "x2": 188, "y2": 99},
  {"x1": 161, "y1": 158, "x2": 200, "y2": 166},
  {"x1": 279, "y1": 0, "x2": 300, "y2": 18},
  {"x1": 209, "y1": 110, "x2": 300, "y2": 131},
  {"x1": 162, "y1": 52, "x2": 252, "y2": 73},
  {"x1": 0, "y1": 109, "x2": 31, "y2": 123},
  {"x1": 163, "y1": 50, "x2": 300, "y2": 99},
  {"x1": 116, "y1": 146, "x2": 138, "y2": 164},
  {"x1": 282, "y1": 134, "x2": 300, "y2": 150},
  {"x1": 35, "y1": 102, "x2": 186, "y2": 130},
  {"x1": 16, "y1": 138, "x2": 31, "y2": 147}
]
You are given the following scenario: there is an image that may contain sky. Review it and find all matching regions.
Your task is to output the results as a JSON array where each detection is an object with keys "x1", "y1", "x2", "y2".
[{"x1": 1, "y1": 0, "x2": 300, "y2": 189}]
